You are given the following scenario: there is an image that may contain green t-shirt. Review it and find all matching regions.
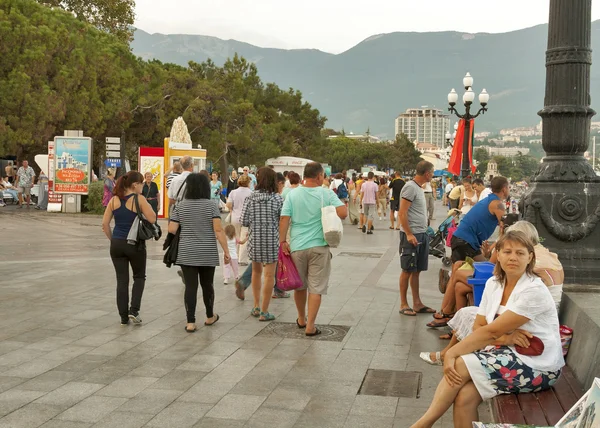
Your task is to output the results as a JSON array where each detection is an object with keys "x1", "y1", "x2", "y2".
[{"x1": 281, "y1": 186, "x2": 344, "y2": 252}]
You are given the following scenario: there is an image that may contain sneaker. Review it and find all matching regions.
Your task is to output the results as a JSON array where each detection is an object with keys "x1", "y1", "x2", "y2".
[
  {"x1": 177, "y1": 269, "x2": 185, "y2": 285},
  {"x1": 362, "y1": 225, "x2": 366, "y2": 233},
  {"x1": 120, "y1": 318, "x2": 129, "y2": 326},
  {"x1": 379, "y1": 217, "x2": 382, "y2": 221},
  {"x1": 224, "y1": 278, "x2": 229, "y2": 285},
  {"x1": 128, "y1": 311, "x2": 142, "y2": 324},
  {"x1": 367, "y1": 230, "x2": 373, "y2": 235}
]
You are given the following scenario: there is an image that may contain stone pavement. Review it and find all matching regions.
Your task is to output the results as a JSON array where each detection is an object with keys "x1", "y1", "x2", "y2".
[{"x1": 0, "y1": 201, "x2": 491, "y2": 427}]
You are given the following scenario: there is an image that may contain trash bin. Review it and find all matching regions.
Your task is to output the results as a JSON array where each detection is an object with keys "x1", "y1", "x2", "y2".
[{"x1": 468, "y1": 261, "x2": 495, "y2": 306}]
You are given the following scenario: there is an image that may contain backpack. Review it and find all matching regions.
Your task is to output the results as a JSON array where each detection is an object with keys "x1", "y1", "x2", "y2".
[{"x1": 337, "y1": 181, "x2": 348, "y2": 199}]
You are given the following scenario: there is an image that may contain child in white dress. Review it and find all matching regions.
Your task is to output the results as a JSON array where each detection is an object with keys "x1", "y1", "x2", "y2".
[{"x1": 223, "y1": 224, "x2": 245, "y2": 284}]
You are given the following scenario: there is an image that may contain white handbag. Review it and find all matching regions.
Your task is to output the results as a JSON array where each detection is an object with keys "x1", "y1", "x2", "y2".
[{"x1": 321, "y1": 189, "x2": 343, "y2": 248}]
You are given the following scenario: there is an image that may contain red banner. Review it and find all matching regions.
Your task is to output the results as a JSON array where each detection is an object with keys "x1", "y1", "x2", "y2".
[{"x1": 448, "y1": 119, "x2": 476, "y2": 176}]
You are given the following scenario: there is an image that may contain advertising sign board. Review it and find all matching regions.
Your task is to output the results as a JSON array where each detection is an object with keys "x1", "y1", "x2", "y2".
[{"x1": 53, "y1": 137, "x2": 92, "y2": 195}]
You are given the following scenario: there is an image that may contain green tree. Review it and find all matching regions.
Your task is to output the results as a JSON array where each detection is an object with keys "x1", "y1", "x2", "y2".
[{"x1": 37, "y1": 0, "x2": 135, "y2": 42}]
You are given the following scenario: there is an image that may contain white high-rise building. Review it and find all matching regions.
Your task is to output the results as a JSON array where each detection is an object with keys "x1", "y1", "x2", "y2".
[{"x1": 395, "y1": 107, "x2": 451, "y2": 148}]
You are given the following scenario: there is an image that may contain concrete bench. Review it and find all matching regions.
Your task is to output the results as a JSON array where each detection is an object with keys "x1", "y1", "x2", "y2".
[{"x1": 491, "y1": 366, "x2": 583, "y2": 426}]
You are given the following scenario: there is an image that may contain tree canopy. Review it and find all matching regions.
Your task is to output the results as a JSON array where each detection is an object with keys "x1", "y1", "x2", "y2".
[
  {"x1": 2, "y1": 0, "x2": 427, "y2": 175},
  {"x1": 37, "y1": 0, "x2": 135, "y2": 42}
]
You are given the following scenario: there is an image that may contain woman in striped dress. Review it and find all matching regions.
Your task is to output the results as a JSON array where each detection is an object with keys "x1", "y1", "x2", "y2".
[
  {"x1": 240, "y1": 167, "x2": 283, "y2": 321},
  {"x1": 168, "y1": 173, "x2": 231, "y2": 332}
]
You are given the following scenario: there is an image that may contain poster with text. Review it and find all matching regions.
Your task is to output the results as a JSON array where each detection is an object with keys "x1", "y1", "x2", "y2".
[{"x1": 53, "y1": 137, "x2": 92, "y2": 194}]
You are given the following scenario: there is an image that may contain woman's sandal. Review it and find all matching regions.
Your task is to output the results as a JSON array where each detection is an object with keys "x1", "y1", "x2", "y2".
[
  {"x1": 433, "y1": 311, "x2": 455, "y2": 320},
  {"x1": 259, "y1": 312, "x2": 275, "y2": 321},
  {"x1": 439, "y1": 332, "x2": 453, "y2": 340},
  {"x1": 419, "y1": 351, "x2": 443, "y2": 366},
  {"x1": 250, "y1": 307, "x2": 260, "y2": 317},
  {"x1": 204, "y1": 314, "x2": 220, "y2": 326},
  {"x1": 426, "y1": 318, "x2": 451, "y2": 328},
  {"x1": 306, "y1": 327, "x2": 321, "y2": 337},
  {"x1": 184, "y1": 324, "x2": 197, "y2": 333}
]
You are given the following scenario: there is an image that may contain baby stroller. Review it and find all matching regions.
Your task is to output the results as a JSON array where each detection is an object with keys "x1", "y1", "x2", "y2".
[{"x1": 427, "y1": 209, "x2": 460, "y2": 267}]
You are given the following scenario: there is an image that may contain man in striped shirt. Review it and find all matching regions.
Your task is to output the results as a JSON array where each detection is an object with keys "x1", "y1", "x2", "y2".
[{"x1": 165, "y1": 162, "x2": 183, "y2": 191}]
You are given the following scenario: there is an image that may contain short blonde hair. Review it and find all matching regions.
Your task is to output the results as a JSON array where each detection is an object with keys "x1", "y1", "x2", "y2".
[
  {"x1": 237, "y1": 175, "x2": 250, "y2": 187},
  {"x1": 506, "y1": 221, "x2": 540, "y2": 246}
]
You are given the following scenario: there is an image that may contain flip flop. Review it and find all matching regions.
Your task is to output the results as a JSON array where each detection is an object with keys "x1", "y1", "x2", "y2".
[
  {"x1": 399, "y1": 308, "x2": 417, "y2": 316},
  {"x1": 184, "y1": 325, "x2": 197, "y2": 333},
  {"x1": 415, "y1": 306, "x2": 437, "y2": 314},
  {"x1": 439, "y1": 332, "x2": 453, "y2": 340},
  {"x1": 204, "y1": 314, "x2": 220, "y2": 326},
  {"x1": 296, "y1": 318, "x2": 306, "y2": 329},
  {"x1": 427, "y1": 318, "x2": 450, "y2": 328},
  {"x1": 306, "y1": 327, "x2": 322, "y2": 337},
  {"x1": 420, "y1": 351, "x2": 443, "y2": 366},
  {"x1": 433, "y1": 311, "x2": 455, "y2": 320},
  {"x1": 389, "y1": 226, "x2": 395, "y2": 229}
]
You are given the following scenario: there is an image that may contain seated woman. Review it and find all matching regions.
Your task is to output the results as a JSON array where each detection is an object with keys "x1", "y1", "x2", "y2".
[
  {"x1": 412, "y1": 230, "x2": 564, "y2": 428},
  {"x1": 421, "y1": 221, "x2": 564, "y2": 365}
]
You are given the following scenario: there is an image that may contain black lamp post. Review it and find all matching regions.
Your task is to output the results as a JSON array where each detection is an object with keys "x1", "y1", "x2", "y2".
[
  {"x1": 447, "y1": 73, "x2": 490, "y2": 178},
  {"x1": 522, "y1": 0, "x2": 599, "y2": 284}
]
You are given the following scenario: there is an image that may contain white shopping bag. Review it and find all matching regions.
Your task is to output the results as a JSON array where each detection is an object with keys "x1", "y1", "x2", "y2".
[{"x1": 321, "y1": 190, "x2": 343, "y2": 247}]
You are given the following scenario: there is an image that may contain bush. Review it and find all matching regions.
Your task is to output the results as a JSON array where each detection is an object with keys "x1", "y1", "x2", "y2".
[{"x1": 85, "y1": 181, "x2": 105, "y2": 214}]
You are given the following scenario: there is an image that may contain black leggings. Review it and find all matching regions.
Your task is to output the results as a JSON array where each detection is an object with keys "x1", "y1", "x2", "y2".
[
  {"x1": 180, "y1": 266, "x2": 216, "y2": 323},
  {"x1": 110, "y1": 239, "x2": 147, "y2": 320}
]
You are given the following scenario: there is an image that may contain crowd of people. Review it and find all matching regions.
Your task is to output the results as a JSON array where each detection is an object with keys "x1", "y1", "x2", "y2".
[{"x1": 97, "y1": 156, "x2": 565, "y2": 427}]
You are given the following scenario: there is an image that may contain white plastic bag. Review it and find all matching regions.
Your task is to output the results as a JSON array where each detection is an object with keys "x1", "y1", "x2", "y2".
[{"x1": 321, "y1": 190, "x2": 343, "y2": 247}]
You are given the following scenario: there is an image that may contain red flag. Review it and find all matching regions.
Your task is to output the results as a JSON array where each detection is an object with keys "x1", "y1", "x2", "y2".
[
  {"x1": 448, "y1": 119, "x2": 477, "y2": 176},
  {"x1": 468, "y1": 119, "x2": 476, "y2": 174},
  {"x1": 448, "y1": 119, "x2": 465, "y2": 176}
]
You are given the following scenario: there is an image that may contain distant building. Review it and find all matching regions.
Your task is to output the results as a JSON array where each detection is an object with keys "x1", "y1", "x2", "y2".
[
  {"x1": 395, "y1": 107, "x2": 450, "y2": 148},
  {"x1": 486, "y1": 160, "x2": 499, "y2": 182},
  {"x1": 481, "y1": 146, "x2": 530, "y2": 157}
]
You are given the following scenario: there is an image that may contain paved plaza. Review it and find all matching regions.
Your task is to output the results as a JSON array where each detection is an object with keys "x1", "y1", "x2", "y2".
[{"x1": 0, "y1": 202, "x2": 491, "y2": 427}]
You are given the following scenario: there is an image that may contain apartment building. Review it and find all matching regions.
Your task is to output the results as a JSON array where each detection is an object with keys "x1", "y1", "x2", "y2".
[{"x1": 395, "y1": 107, "x2": 450, "y2": 148}]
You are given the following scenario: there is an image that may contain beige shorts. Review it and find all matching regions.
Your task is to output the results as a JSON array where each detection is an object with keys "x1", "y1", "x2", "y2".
[
  {"x1": 18, "y1": 186, "x2": 31, "y2": 196},
  {"x1": 291, "y1": 246, "x2": 332, "y2": 295}
]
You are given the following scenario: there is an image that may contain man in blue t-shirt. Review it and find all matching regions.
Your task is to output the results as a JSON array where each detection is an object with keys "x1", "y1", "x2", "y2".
[
  {"x1": 450, "y1": 176, "x2": 510, "y2": 263},
  {"x1": 280, "y1": 162, "x2": 347, "y2": 337}
]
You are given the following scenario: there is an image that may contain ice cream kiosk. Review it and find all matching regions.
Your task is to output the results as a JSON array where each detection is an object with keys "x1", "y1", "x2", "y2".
[{"x1": 137, "y1": 117, "x2": 207, "y2": 218}]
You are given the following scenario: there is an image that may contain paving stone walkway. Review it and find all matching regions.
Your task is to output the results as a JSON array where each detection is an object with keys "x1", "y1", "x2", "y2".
[{"x1": 0, "y1": 201, "x2": 491, "y2": 427}]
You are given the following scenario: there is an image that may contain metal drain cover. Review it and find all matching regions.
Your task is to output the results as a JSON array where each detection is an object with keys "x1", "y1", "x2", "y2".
[
  {"x1": 359, "y1": 370, "x2": 422, "y2": 398},
  {"x1": 256, "y1": 322, "x2": 350, "y2": 342},
  {"x1": 338, "y1": 252, "x2": 383, "y2": 258}
]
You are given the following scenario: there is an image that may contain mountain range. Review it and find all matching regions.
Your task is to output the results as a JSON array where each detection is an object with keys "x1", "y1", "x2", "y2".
[{"x1": 131, "y1": 22, "x2": 600, "y2": 138}]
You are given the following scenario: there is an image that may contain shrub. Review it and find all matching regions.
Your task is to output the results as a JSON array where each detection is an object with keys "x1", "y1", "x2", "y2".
[{"x1": 85, "y1": 181, "x2": 105, "y2": 214}]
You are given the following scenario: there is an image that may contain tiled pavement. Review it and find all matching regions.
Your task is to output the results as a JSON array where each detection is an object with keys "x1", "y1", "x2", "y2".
[{"x1": 0, "y1": 202, "x2": 492, "y2": 427}]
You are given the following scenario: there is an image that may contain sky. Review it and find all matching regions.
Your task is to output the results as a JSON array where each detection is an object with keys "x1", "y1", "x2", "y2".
[{"x1": 134, "y1": 0, "x2": 600, "y2": 54}]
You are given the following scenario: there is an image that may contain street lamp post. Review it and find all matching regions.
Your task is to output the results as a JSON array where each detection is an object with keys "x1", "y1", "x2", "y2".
[
  {"x1": 522, "y1": 0, "x2": 600, "y2": 284},
  {"x1": 447, "y1": 73, "x2": 490, "y2": 178}
]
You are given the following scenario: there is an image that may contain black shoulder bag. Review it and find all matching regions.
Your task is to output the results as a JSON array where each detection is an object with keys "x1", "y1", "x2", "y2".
[{"x1": 134, "y1": 194, "x2": 162, "y2": 241}]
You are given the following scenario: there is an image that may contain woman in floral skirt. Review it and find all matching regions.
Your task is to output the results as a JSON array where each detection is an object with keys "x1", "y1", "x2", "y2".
[{"x1": 411, "y1": 230, "x2": 564, "y2": 428}]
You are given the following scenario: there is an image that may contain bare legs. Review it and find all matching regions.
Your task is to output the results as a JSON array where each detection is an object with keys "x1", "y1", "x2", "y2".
[
  {"x1": 411, "y1": 357, "x2": 481, "y2": 428},
  {"x1": 390, "y1": 209, "x2": 396, "y2": 229},
  {"x1": 293, "y1": 288, "x2": 321, "y2": 334},
  {"x1": 399, "y1": 271, "x2": 427, "y2": 314},
  {"x1": 251, "y1": 262, "x2": 277, "y2": 318},
  {"x1": 455, "y1": 281, "x2": 473, "y2": 311}
]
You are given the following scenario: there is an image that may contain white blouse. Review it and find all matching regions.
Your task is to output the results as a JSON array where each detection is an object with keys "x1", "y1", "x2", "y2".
[{"x1": 477, "y1": 273, "x2": 565, "y2": 372}]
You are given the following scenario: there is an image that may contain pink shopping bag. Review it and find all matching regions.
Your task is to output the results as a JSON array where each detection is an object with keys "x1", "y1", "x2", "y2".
[{"x1": 276, "y1": 247, "x2": 303, "y2": 291}]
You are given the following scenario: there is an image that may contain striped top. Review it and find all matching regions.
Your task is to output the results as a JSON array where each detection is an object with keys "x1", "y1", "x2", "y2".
[
  {"x1": 170, "y1": 199, "x2": 221, "y2": 267},
  {"x1": 165, "y1": 172, "x2": 180, "y2": 190}
]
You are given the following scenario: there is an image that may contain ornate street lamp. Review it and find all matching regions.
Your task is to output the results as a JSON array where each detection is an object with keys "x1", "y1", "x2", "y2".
[
  {"x1": 522, "y1": 0, "x2": 600, "y2": 284},
  {"x1": 447, "y1": 74, "x2": 489, "y2": 177},
  {"x1": 445, "y1": 131, "x2": 452, "y2": 148}
]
